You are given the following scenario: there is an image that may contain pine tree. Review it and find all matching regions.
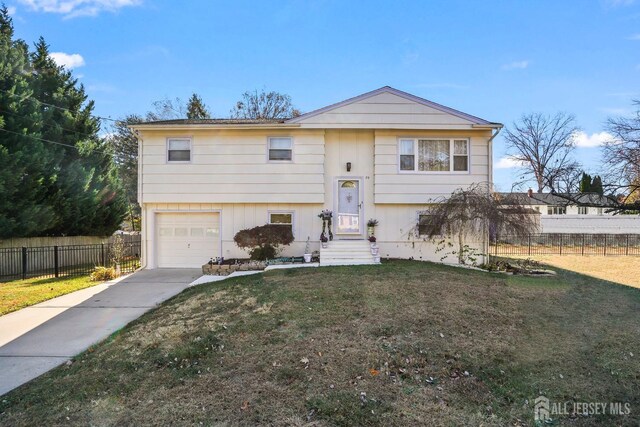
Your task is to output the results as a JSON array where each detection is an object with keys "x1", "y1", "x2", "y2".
[
  {"x1": 579, "y1": 172, "x2": 592, "y2": 193},
  {"x1": 186, "y1": 93, "x2": 210, "y2": 119},
  {"x1": 0, "y1": 7, "x2": 53, "y2": 237},
  {"x1": 591, "y1": 176, "x2": 603, "y2": 195}
]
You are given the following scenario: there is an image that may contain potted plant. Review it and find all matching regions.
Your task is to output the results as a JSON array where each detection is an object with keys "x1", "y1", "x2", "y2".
[
  {"x1": 318, "y1": 209, "x2": 333, "y2": 241},
  {"x1": 367, "y1": 218, "x2": 378, "y2": 237},
  {"x1": 320, "y1": 233, "x2": 329, "y2": 248},
  {"x1": 369, "y1": 236, "x2": 379, "y2": 255},
  {"x1": 303, "y1": 236, "x2": 312, "y2": 263}
]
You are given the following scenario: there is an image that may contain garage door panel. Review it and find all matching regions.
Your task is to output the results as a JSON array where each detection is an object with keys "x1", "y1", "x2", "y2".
[{"x1": 156, "y1": 213, "x2": 220, "y2": 268}]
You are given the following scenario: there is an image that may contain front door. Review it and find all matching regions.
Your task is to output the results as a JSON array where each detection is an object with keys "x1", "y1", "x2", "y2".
[{"x1": 336, "y1": 179, "x2": 361, "y2": 236}]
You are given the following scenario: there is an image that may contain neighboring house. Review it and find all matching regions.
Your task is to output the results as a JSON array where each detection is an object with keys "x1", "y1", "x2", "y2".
[
  {"x1": 130, "y1": 86, "x2": 502, "y2": 268},
  {"x1": 499, "y1": 190, "x2": 640, "y2": 234}
]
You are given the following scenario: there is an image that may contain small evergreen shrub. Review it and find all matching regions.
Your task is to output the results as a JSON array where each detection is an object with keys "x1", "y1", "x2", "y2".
[{"x1": 233, "y1": 224, "x2": 294, "y2": 260}]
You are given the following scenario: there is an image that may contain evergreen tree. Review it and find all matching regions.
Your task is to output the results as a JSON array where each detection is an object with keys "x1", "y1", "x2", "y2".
[
  {"x1": 0, "y1": 7, "x2": 53, "y2": 237},
  {"x1": 579, "y1": 172, "x2": 592, "y2": 193},
  {"x1": 186, "y1": 93, "x2": 210, "y2": 119},
  {"x1": 0, "y1": 14, "x2": 126, "y2": 238},
  {"x1": 591, "y1": 175, "x2": 604, "y2": 195}
]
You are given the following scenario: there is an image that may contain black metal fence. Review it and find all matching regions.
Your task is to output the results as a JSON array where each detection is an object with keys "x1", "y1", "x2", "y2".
[
  {"x1": 491, "y1": 234, "x2": 640, "y2": 256},
  {"x1": 0, "y1": 237, "x2": 141, "y2": 282}
]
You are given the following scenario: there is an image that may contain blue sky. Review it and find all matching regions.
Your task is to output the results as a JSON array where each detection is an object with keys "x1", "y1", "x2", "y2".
[{"x1": 8, "y1": 0, "x2": 640, "y2": 190}]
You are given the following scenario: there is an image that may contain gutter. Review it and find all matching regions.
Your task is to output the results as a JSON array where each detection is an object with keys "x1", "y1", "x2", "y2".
[{"x1": 128, "y1": 123, "x2": 302, "y2": 131}]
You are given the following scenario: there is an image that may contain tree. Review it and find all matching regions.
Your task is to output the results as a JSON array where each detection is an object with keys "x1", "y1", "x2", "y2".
[
  {"x1": 579, "y1": 172, "x2": 592, "y2": 192},
  {"x1": 0, "y1": 14, "x2": 126, "y2": 238},
  {"x1": 230, "y1": 89, "x2": 300, "y2": 119},
  {"x1": 590, "y1": 175, "x2": 603, "y2": 195},
  {"x1": 146, "y1": 97, "x2": 186, "y2": 121},
  {"x1": 186, "y1": 93, "x2": 210, "y2": 119},
  {"x1": 504, "y1": 112, "x2": 581, "y2": 193},
  {"x1": 419, "y1": 184, "x2": 538, "y2": 264},
  {"x1": 603, "y1": 100, "x2": 640, "y2": 209}
]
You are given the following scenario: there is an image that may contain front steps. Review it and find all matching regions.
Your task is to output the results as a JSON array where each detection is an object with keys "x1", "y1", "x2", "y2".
[{"x1": 320, "y1": 240, "x2": 381, "y2": 266}]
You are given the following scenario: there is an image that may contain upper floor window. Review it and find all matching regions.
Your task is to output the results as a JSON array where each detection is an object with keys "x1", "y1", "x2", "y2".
[
  {"x1": 268, "y1": 137, "x2": 293, "y2": 161},
  {"x1": 399, "y1": 138, "x2": 469, "y2": 172},
  {"x1": 548, "y1": 206, "x2": 566, "y2": 215},
  {"x1": 578, "y1": 206, "x2": 588, "y2": 215},
  {"x1": 167, "y1": 138, "x2": 191, "y2": 162}
]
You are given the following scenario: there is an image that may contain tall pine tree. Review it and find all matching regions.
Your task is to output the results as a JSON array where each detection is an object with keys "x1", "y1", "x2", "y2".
[{"x1": 0, "y1": 11, "x2": 126, "y2": 238}]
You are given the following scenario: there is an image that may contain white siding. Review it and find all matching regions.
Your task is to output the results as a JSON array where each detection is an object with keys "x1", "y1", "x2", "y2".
[
  {"x1": 374, "y1": 130, "x2": 493, "y2": 203},
  {"x1": 140, "y1": 129, "x2": 325, "y2": 204},
  {"x1": 294, "y1": 92, "x2": 479, "y2": 129}
]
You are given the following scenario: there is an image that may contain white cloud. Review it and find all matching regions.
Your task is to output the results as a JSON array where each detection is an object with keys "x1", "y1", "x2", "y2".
[
  {"x1": 573, "y1": 131, "x2": 614, "y2": 147},
  {"x1": 502, "y1": 60, "x2": 530, "y2": 70},
  {"x1": 7, "y1": 5, "x2": 17, "y2": 15},
  {"x1": 495, "y1": 157, "x2": 527, "y2": 169},
  {"x1": 627, "y1": 33, "x2": 640, "y2": 40},
  {"x1": 50, "y1": 52, "x2": 85, "y2": 69},
  {"x1": 19, "y1": 0, "x2": 141, "y2": 18}
]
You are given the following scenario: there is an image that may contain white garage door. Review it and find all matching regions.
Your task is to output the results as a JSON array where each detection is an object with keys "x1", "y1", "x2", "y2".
[{"x1": 156, "y1": 213, "x2": 220, "y2": 268}]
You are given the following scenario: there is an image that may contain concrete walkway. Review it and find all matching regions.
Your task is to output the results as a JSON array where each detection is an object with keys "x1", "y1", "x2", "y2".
[{"x1": 0, "y1": 269, "x2": 200, "y2": 396}]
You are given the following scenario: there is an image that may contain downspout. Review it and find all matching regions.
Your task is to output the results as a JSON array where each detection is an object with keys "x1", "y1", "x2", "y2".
[{"x1": 486, "y1": 126, "x2": 502, "y2": 263}]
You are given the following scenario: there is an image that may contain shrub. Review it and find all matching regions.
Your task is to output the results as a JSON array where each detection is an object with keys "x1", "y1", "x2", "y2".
[
  {"x1": 233, "y1": 224, "x2": 294, "y2": 260},
  {"x1": 90, "y1": 266, "x2": 117, "y2": 281}
]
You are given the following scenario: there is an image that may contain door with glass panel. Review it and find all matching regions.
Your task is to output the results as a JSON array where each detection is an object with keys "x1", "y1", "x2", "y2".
[{"x1": 336, "y1": 179, "x2": 361, "y2": 235}]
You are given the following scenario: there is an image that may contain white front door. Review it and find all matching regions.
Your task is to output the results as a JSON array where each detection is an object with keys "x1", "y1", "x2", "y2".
[
  {"x1": 336, "y1": 179, "x2": 362, "y2": 236},
  {"x1": 156, "y1": 213, "x2": 220, "y2": 268}
]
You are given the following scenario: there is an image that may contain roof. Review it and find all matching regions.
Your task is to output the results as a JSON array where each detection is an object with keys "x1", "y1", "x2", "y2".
[
  {"x1": 498, "y1": 192, "x2": 618, "y2": 207},
  {"x1": 138, "y1": 118, "x2": 285, "y2": 125},
  {"x1": 286, "y1": 86, "x2": 502, "y2": 128},
  {"x1": 130, "y1": 86, "x2": 502, "y2": 130}
]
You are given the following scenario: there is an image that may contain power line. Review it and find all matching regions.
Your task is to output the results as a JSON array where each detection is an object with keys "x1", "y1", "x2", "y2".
[
  {"x1": 0, "y1": 106, "x2": 98, "y2": 140},
  {"x1": 0, "y1": 87, "x2": 123, "y2": 124},
  {"x1": 0, "y1": 127, "x2": 111, "y2": 155}
]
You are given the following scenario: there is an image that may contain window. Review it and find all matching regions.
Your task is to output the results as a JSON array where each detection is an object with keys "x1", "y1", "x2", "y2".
[
  {"x1": 578, "y1": 206, "x2": 588, "y2": 215},
  {"x1": 268, "y1": 137, "x2": 293, "y2": 161},
  {"x1": 418, "y1": 213, "x2": 444, "y2": 236},
  {"x1": 167, "y1": 138, "x2": 191, "y2": 162},
  {"x1": 597, "y1": 207, "x2": 604, "y2": 216},
  {"x1": 547, "y1": 206, "x2": 566, "y2": 215},
  {"x1": 268, "y1": 211, "x2": 294, "y2": 234},
  {"x1": 399, "y1": 138, "x2": 469, "y2": 172}
]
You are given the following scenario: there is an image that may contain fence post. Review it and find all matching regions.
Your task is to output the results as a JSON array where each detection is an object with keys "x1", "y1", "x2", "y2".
[
  {"x1": 604, "y1": 234, "x2": 607, "y2": 256},
  {"x1": 559, "y1": 235, "x2": 563, "y2": 255},
  {"x1": 54, "y1": 245, "x2": 59, "y2": 278},
  {"x1": 21, "y1": 247, "x2": 27, "y2": 280},
  {"x1": 101, "y1": 243, "x2": 106, "y2": 267},
  {"x1": 528, "y1": 235, "x2": 531, "y2": 256},
  {"x1": 582, "y1": 234, "x2": 585, "y2": 256},
  {"x1": 626, "y1": 234, "x2": 630, "y2": 256}
]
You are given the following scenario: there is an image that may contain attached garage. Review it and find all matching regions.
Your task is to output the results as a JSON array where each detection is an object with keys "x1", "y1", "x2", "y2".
[{"x1": 156, "y1": 212, "x2": 220, "y2": 268}]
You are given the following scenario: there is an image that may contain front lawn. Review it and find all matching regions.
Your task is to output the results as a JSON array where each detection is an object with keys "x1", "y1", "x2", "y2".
[
  {"x1": 1, "y1": 260, "x2": 638, "y2": 426},
  {"x1": 0, "y1": 276, "x2": 99, "y2": 316}
]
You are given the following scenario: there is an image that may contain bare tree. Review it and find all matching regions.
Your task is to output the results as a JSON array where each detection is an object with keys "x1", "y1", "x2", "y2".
[
  {"x1": 230, "y1": 89, "x2": 300, "y2": 119},
  {"x1": 147, "y1": 97, "x2": 187, "y2": 121},
  {"x1": 603, "y1": 100, "x2": 640, "y2": 209},
  {"x1": 420, "y1": 183, "x2": 539, "y2": 264},
  {"x1": 504, "y1": 112, "x2": 581, "y2": 193}
]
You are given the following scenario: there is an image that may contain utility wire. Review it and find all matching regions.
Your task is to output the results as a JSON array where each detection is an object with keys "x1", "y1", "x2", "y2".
[
  {"x1": 0, "y1": 127, "x2": 112, "y2": 155},
  {"x1": 0, "y1": 106, "x2": 99, "y2": 140},
  {"x1": 0, "y1": 87, "x2": 123, "y2": 124}
]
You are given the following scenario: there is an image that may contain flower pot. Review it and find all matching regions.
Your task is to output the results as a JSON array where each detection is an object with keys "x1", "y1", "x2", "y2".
[
  {"x1": 303, "y1": 253, "x2": 312, "y2": 263},
  {"x1": 367, "y1": 226, "x2": 375, "y2": 237},
  {"x1": 370, "y1": 242, "x2": 377, "y2": 249},
  {"x1": 371, "y1": 247, "x2": 379, "y2": 256},
  {"x1": 321, "y1": 242, "x2": 328, "y2": 249}
]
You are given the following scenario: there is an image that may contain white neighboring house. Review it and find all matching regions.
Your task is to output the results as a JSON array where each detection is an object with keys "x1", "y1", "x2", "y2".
[
  {"x1": 130, "y1": 86, "x2": 502, "y2": 268},
  {"x1": 499, "y1": 190, "x2": 640, "y2": 234}
]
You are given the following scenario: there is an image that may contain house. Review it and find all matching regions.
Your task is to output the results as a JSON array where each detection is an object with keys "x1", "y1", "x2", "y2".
[
  {"x1": 498, "y1": 190, "x2": 640, "y2": 234},
  {"x1": 130, "y1": 87, "x2": 502, "y2": 268}
]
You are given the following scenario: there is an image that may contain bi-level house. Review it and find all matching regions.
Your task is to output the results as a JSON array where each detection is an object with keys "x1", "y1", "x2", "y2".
[{"x1": 131, "y1": 87, "x2": 502, "y2": 268}]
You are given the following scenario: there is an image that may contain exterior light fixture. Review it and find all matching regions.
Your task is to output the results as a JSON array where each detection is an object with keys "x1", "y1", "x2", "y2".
[{"x1": 346, "y1": 162, "x2": 352, "y2": 172}]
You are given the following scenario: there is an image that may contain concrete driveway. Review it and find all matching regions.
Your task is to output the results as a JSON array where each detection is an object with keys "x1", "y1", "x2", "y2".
[{"x1": 0, "y1": 269, "x2": 201, "y2": 396}]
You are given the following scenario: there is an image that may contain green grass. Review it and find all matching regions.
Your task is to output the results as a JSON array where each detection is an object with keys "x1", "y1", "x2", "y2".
[
  {"x1": 0, "y1": 260, "x2": 638, "y2": 426},
  {"x1": 0, "y1": 275, "x2": 100, "y2": 316}
]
